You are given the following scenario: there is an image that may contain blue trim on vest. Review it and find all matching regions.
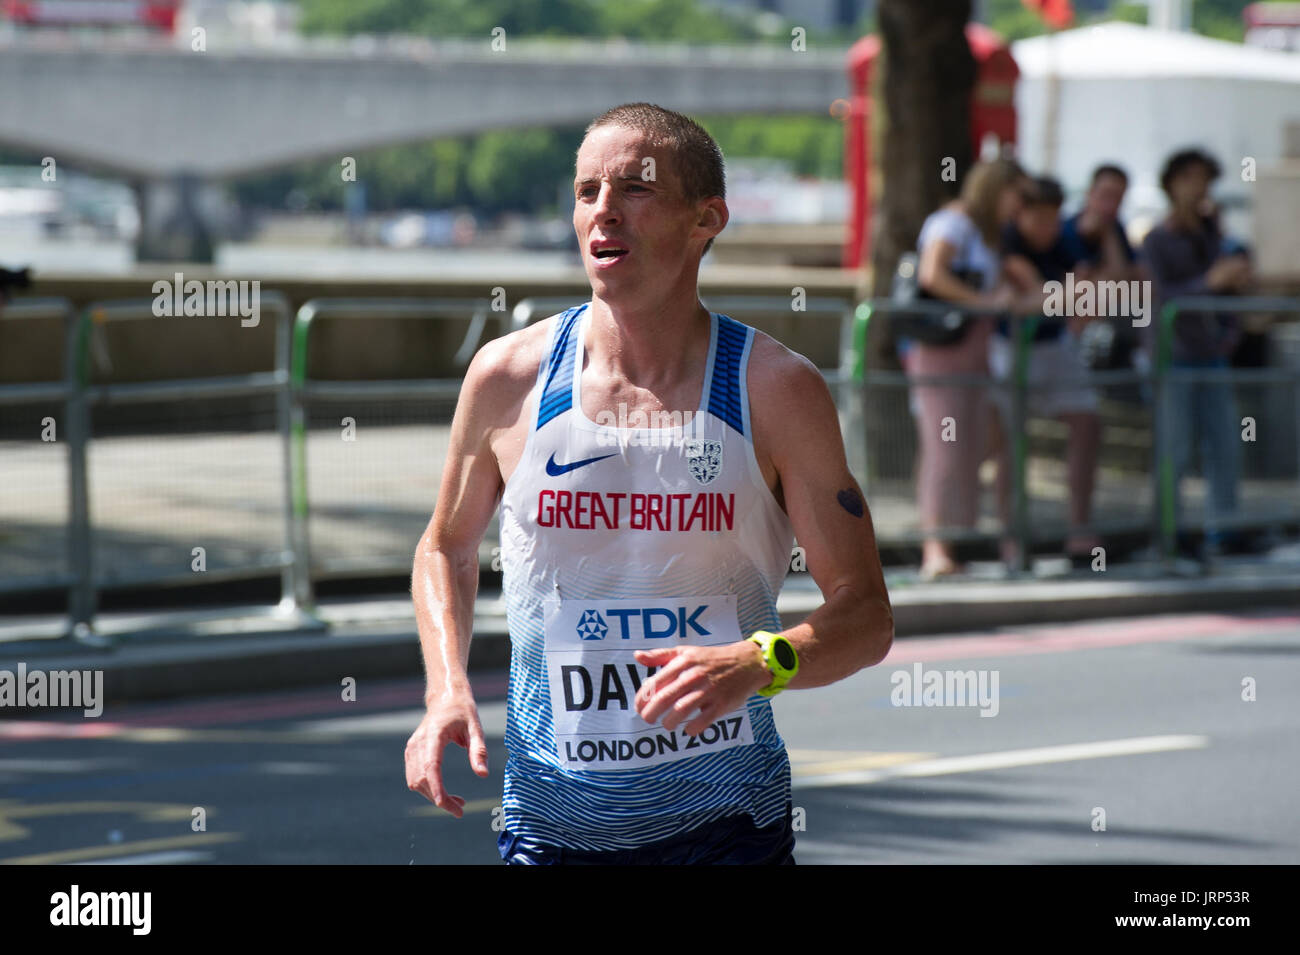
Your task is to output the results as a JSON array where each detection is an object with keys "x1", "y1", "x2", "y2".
[
  {"x1": 708, "y1": 314, "x2": 748, "y2": 436},
  {"x1": 536, "y1": 305, "x2": 586, "y2": 430}
]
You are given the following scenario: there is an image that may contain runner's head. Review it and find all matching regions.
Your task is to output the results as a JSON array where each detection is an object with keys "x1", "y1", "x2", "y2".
[{"x1": 574, "y1": 103, "x2": 728, "y2": 300}]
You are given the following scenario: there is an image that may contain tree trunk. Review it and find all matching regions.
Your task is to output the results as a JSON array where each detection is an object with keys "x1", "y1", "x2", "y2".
[
  {"x1": 870, "y1": 0, "x2": 976, "y2": 303},
  {"x1": 863, "y1": 0, "x2": 976, "y2": 486}
]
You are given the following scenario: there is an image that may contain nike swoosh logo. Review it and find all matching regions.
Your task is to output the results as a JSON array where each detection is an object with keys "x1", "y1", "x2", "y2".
[{"x1": 545, "y1": 452, "x2": 619, "y2": 476}]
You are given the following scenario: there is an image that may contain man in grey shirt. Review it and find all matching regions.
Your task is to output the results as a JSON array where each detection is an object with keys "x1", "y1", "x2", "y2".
[{"x1": 1141, "y1": 148, "x2": 1253, "y2": 557}]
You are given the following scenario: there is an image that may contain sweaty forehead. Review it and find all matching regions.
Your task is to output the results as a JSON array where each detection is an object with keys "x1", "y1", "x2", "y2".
[{"x1": 576, "y1": 127, "x2": 677, "y2": 180}]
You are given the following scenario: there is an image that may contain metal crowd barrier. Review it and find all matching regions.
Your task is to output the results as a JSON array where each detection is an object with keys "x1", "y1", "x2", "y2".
[
  {"x1": 68, "y1": 294, "x2": 297, "y2": 638},
  {"x1": 852, "y1": 300, "x2": 1045, "y2": 565},
  {"x1": 9, "y1": 288, "x2": 1294, "y2": 640},
  {"x1": 1155, "y1": 297, "x2": 1300, "y2": 559},
  {"x1": 0, "y1": 298, "x2": 76, "y2": 604},
  {"x1": 852, "y1": 296, "x2": 1300, "y2": 571},
  {"x1": 289, "y1": 298, "x2": 503, "y2": 610}
]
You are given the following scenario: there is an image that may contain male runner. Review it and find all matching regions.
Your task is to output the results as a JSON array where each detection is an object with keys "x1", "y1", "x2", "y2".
[{"x1": 405, "y1": 102, "x2": 894, "y2": 864}]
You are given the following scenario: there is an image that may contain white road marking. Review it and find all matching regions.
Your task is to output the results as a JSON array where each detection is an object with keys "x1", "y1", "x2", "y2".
[
  {"x1": 254, "y1": 761, "x2": 339, "y2": 775},
  {"x1": 794, "y1": 735, "x2": 1210, "y2": 788},
  {"x1": 71, "y1": 851, "x2": 212, "y2": 865},
  {"x1": 0, "y1": 758, "x2": 128, "y2": 773}
]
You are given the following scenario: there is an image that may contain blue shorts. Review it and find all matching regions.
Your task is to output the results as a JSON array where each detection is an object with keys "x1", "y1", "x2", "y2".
[{"x1": 498, "y1": 802, "x2": 796, "y2": 865}]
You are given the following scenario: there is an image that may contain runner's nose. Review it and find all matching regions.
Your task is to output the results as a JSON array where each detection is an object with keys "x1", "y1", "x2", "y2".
[{"x1": 592, "y1": 181, "x2": 621, "y2": 224}]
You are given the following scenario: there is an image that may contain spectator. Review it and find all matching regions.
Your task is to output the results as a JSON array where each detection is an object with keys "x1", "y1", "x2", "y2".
[
  {"x1": 1062, "y1": 164, "x2": 1146, "y2": 376},
  {"x1": 908, "y1": 157, "x2": 1032, "y2": 579},
  {"x1": 1061, "y1": 164, "x2": 1141, "y2": 284},
  {"x1": 1142, "y1": 148, "x2": 1252, "y2": 557},
  {"x1": 993, "y1": 176, "x2": 1102, "y2": 565}
]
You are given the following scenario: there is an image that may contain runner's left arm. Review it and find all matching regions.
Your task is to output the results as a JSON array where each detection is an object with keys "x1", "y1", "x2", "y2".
[
  {"x1": 744, "y1": 341, "x2": 894, "y2": 689},
  {"x1": 635, "y1": 338, "x2": 893, "y2": 736}
]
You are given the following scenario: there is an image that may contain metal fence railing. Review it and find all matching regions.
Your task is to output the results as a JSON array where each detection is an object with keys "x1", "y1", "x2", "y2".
[
  {"x1": 1155, "y1": 297, "x2": 1300, "y2": 559},
  {"x1": 4, "y1": 290, "x2": 1297, "y2": 642},
  {"x1": 0, "y1": 298, "x2": 76, "y2": 603},
  {"x1": 851, "y1": 297, "x2": 1300, "y2": 570},
  {"x1": 289, "y1": 298, "x2": 502, "y2": 611},
  {"x1": 73, "y1": 294, "x2": 296, "y2": 632}
]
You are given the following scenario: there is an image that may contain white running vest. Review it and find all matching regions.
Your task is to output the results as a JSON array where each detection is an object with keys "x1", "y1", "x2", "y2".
[{"x1": 497, "y1": 302, "x2": 796, "y2": 850}]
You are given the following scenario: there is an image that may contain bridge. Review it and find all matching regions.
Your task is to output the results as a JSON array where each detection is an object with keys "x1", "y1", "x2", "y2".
[{"x1": 0, "y1": 34, "x2": 850, "y2": 259}]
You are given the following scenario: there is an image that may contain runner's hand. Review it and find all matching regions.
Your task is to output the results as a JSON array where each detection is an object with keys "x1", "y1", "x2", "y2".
[
  {"x1": 405, "y1": 693, "x2": 489, "y2": 818},
  {"x1": 633, "y1": 643, "x2": 770, "y2": 737}
]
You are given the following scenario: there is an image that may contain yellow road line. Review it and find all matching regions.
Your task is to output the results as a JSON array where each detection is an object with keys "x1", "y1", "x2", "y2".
[
  {"x1": 1, "y1": 833, "x2": 241, "y2": 866},
  {"x1": 0, "y1": 801, "x2": 202, "y2": 843}
]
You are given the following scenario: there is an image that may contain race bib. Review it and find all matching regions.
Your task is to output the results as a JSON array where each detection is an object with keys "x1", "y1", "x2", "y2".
[{"x1": 543, "y1": 594, "x2": 754, "y2": 772}]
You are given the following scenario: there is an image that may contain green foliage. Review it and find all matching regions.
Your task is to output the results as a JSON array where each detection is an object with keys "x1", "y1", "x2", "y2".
[
  {"x1": 1109, "y1": 3, "x2": 1148, "y2": 25},
  {"x1": 231, "y1": 113, "x2": 844, "y2": 215},
  {"x1": 703, "y1": 116, "x2": 844, "y2": 181},
  {"x1": 984, "y1": 0, "x2": 1251, "y2": 41},
  {"x1": 983, "y1": 0, "x2": 1051, "y2": 41},
  {"x1": 297, "y1": 0, "x2": 768, "y2": 42},
  {"x1": 1194, "y1": 0, "x2": 1249, "y2": 42}
]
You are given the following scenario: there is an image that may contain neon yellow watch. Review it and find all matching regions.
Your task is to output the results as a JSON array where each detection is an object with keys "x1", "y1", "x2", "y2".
[{"x1": 747, "y1": 630, "x2": 799, "y2": 698}]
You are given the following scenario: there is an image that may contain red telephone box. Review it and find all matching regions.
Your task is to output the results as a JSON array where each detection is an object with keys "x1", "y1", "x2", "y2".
[{"x1": 842, "y1": 22, "x2": 1019, "y2": 269}]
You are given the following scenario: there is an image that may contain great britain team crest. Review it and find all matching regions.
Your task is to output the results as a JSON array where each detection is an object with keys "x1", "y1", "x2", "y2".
[{"x1": 683, "y1": 438, "x2": 722, "y2": 486}]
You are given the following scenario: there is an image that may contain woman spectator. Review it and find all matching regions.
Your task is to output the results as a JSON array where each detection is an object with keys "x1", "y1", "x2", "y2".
[{"x1": 908, "y1": 158, "x2": 1032, "y2": 578}]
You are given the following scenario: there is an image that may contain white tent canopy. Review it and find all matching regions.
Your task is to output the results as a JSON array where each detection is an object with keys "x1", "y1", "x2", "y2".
[{"x1": 1011, "y1": 21, "x2": 1300, "y2": 240}]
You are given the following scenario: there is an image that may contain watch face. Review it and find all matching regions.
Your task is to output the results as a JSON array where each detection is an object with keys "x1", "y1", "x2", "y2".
[{"x1": 774, "y1": 638, "x2": 797, "y2": 671}]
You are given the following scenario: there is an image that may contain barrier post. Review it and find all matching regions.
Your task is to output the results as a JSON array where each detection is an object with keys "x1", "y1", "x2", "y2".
[
  {"x1": 288, "y1": 303, "x2": 317, "y2": 617},
  {"x1": 839, "y1": 301, "x2": 868, "y2": 485},
  {"x1": 1008, "y1": 312, "x2": 1032, "y2": 574},
  {"x1": 1154, "y1": 301, "x2": 1177, "y2": 563},
  {"x1": 66, "y1": 306, "x2": 100, "y2": 644}
]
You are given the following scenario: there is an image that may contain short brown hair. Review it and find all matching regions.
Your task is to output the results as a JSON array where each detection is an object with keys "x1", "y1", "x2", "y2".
[{"x1": 583, "y1": 102, "x2": 726, "y2": 255}]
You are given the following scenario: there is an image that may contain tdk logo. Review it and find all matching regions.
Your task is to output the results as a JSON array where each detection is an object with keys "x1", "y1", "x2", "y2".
[
  {"x1": 575, "y1": 606, "x2": 711, "y2": 640},
  {"x1": 576, "y1": 610, "x2": 608, "y2": 640}
]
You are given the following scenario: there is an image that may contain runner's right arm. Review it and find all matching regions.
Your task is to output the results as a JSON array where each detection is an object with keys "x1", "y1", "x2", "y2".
[{"x1": 405, "y1": 329, "x2": 539, "y2": 818}]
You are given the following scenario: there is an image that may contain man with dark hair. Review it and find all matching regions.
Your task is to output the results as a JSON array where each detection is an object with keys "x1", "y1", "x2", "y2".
[
  {"x1": 404, "y1": 102, "x2": 894, "y2": 864},
  {"x1": 1142, "y1": 147, "x2": 1252, "y2": 558},
  {"x1": 1061, "y1": 164, "x2": 1139, "y2": 283},
  {"x1": 993, "y1": 175, "x2": 1102, "y2": 562},
  {"x1": 1159, "y1": 148, "x2": 1222, "y2": 195}
]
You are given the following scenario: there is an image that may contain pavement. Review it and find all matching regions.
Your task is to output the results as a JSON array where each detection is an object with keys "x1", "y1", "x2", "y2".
[{"x1": 2, "y1": 552, "x2": 1299, "y2": 708}]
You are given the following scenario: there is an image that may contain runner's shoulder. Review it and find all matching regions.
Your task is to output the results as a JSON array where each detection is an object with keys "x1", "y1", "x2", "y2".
[
  {"x1": 744, "y1": 327, "x2": 826, "y2": 406},
  {"x1": 461, "y1": 316, "x2": 556, "y2": 413},
  {"x1": 743, "y1": 327, "x2": 837, "y2": 456}
]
